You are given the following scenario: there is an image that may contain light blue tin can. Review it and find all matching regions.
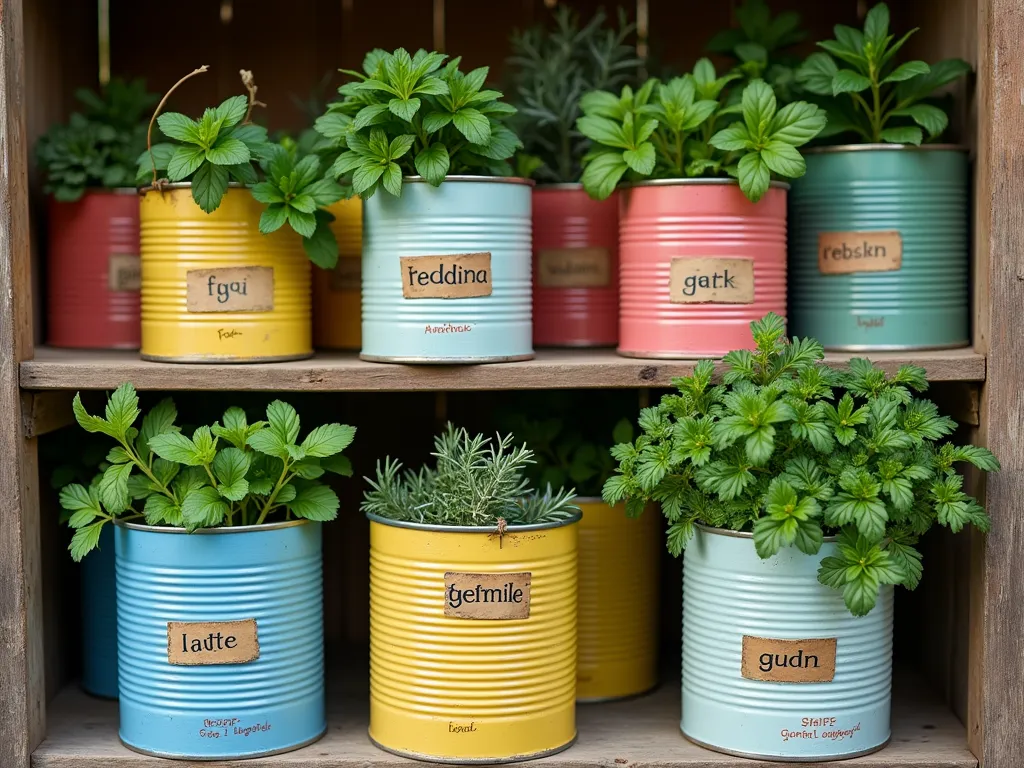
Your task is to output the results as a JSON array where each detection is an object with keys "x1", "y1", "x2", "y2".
[
  {"x1": 81, "y1": 524, "x2": 118, "y2": 698},
  {"x1": 789, "y1": 145, "x2": 969, "y2": 350},
  {"x1": 361, "y1": 176, "x2": 534, "y2": 363},
  {"x1": 115, "y1": 520, "x2": 325, "y2": 760},
  {"x1": 682, "y1": 526, "x2": 893, "y2": 761}
]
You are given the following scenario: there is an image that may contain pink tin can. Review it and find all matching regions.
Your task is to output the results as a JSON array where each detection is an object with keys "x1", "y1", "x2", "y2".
[
  {"x1": 618, "y1": 179, "x2": 788, "y2": 358},
  {"x1": 532, "y1": 184, "x2": 619, "y2": 347}
]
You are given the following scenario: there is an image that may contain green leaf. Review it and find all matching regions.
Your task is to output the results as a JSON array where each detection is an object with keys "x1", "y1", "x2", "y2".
[
  {"x1": 138, "y1": 398, "x2": 178, "y2": 461},
  {"x1": 105, "y1": 382, "x2": 141, "y2": 440},
  {"x1": 191, "y1": 161, "x2": 229, "y2": 213},
  {"x1": 737, "y1": 152, "x2": 770, "y2": 203},
  {"x1": 288, "y1": 483, "x2": 340, "y2": 521},
  {"x1": 181, "y1": 486, "x2": 228, "y2": 529},
  {"x1": 741, "y1": 79, "x2": 777, "y2": 139},
  {"x1": 581, "y1": 151, "x2": 629, "y2": 201},
  {"x1": 148, "y1": 432, "x2": 203, "y2": 466},
  {"x1": 206, "y1": 137, "x2": 250, "y2": 165},
  {"x1": 143, "y1": 494, "x2": 179, "y2": 526},
  {"x1": 303, "y1": 220, "x2": 340, "y2": 269},
  {"x1": 156, "y1": 112, "x2": 199, "y2": 143},
  {"x1": 286, "y1": 208, "x2": 317, "y2": 238},
  {"x1": 452, "y1": 108, "x2": 490, "y2": 144},
  {"x1": 622, "y1": 142, "x2": 656, "y2": 174},
  {"x1": 301, "y1": 424, "x2": 356, "y2": 457},
  {"x1": 796, "y1": 52, "x2": 840, "y2": 96},
  {"x1": 60, "y1": 483, "x2": 99, "y2": 513},
  {"x1": 166, "y1": 145, "x2": 206, "y2": 181},
  {"x1": 879, "y1": 126, "x2": 923, "y2": 145},
  {"x1": 259, "y1": 205, "x2": 288, "y2": 234},
  {"x1": 251, "y1": 181, "x2": 284, "y2": 205},
  {"x1": 422, "y1": 111, "x2": 454, "y2": 132},
  {"x1": 760, "y1": 141, "x2": 806, "y2": 178},
  {"x1": 887, "y1": 539, "x2": 923, "y2": 589},
  {"x1": 389, "y1": 97, "x2": 421, "y2": 122},
  {"x1": 768, "y1": 101, "x2": 828, "y2": 145},
  {"x1": 889, "y1": 104, "x2": 947, "y2": 138},
  {"x1": 214, "y1": 94, "x2": 248, "y2": 128},
  {"x1": 321, "y1": 454, "x2": 354, "y2": 476},
  {"x1": 353, "y1": 103, "x2": 392, "y2": 131},
  {"x1": 212, "y1": 447, "x2": 251, "y2": 487},
  {"x1": 98, "y1": 462, "x2": 132, "y2": 514},
  {"x1": 709, "y1": 123, "x2": 751, "y2": 152},
  {"x1": 414, "y1": 143, "x2": 450, "y2": 185},
  {"x1": 70, "y1": 522, "x2": 105, "y2": 562},
  {"x1": 247, "y1": 429, "x2": 289, "y2": 459},
  {"x1": 863, "y1": 2, "x2": 889, "y2": 47},
  {"x1": 832, "y1": 69, "x2": 872, "y2": 95},
  {"x1": 382, "y1": 162, "x2": 403, "y2": 197},
  {"x1": 882, "y1": 61, "x2": 930, "y2": 84},
  {"x1": 352, "y1": 161, "x2": 386, "y2": 196}
]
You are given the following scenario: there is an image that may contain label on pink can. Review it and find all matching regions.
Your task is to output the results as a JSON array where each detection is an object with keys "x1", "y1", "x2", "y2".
[{"x1": 669, "y1": 257, "x2": 755, "y2": 304}]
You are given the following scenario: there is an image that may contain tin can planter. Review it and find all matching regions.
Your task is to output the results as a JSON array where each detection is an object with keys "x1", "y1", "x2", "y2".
[
  {"x1": 81, "y1": 525, "x2": 117, "y2": 699},
  {"x1": 576, "y1": 499, "x2": 659, "y2": 702},
  {"x1": 312, "y1": 197, "x2": 363, "y2": 350},
  {"x1": 361, "y1": 177, "x2": 534, "y2": 363},
  {"x1": 681, "y1": 526, "x2": 893, "y2": 761},
  {"x1": 47, "y1": 189, "x2": 141, "y2": 349},
  {"x1": 139, "y1": 183, "x2": 312, "y2": 363},
  {"x1": 115, "y1": 520, "x2": 325, "y2": 760},
  {"x1": 532, "y1": 185, "x2": 618, "y2": 347},
  {"x1": 618, "y1": 179, "x2": 788, "y2": 358},
  {"x1": 367, "y1": 513, "x2": 579, "y2": 762},
  {"x1": 789, "y1": 145, "x2": 969, "y2": 350}
]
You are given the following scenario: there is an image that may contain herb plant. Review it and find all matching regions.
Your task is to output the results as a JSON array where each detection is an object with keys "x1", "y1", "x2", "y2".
[
  {"x1": 602, "y1": 313, "x2": 998, "y2": 616},
  {"x1": 35, "y1": 78, "x2": 158, "y2": 201},
  {"x1": 361, "y1": 424, "x2": 579, "y2": 527},
  {"x1": 506, "y1": 7, "x2": 642, "y2": 183},
  {"x1": 577, "y1": 61, "x2": 826, "y2": 202},
  {"x1": 60, "y1": 383, "x2": 356, "y2": 561},
  {"x1": 795, "y1": 2, "x2": 971, "y2": 144},
  {"x1": 316, "y1": 48, "x2": 523, "y2": 198}
]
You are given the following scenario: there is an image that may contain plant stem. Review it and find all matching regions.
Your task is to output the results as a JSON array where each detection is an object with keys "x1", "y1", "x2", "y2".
[
  {"x1": 257, "y1": 462, "x2": 293, "y2": 525},
  {"x1": 146, "y1": 65, "x2": 209, "y2": 186}
]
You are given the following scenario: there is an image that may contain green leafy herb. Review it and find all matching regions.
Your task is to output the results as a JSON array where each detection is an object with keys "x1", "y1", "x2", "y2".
[
  {"x1": 576, "y1": 61, "x2": 826, "y2": 202},
  {"x1": 315, "y1": 48, "x2": 523, "y2": 198},
  {"x1": 506, "y1": 7, "x2": 642, "y2": 182},
  {"x1": 603, "y1": 313, "x2": 998, "y2": 616},
  {"x1": 795, "y1": 2, "x2": 971, "y2": 143},
  {"x1": 35, "y1": 78, "x2": 158, "y2": 201},
  {"x1": 361, "y1": 424, "x2": 579, "y2": 527},
  {"x1": 60, "y1": 383, "x2": 356, "y2": 561}
]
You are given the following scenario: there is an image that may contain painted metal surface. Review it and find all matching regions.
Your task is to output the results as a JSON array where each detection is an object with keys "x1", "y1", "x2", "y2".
[
  {"x1": 139, "y1": 184, "x2": 312, "y2": 362},
  {"x1": 618, "y1": 180, "x2": 788, "y2": 358},
  {"x1": 47, "y1": 190, "x2": 140, "y2": 349},
  {"x1": 361, "y1": 177, "x2": 534, "y2": 363},
  {"x1": 367, "y1": 514, "x2": 578, "y2": 762},
  {"x1": 115, "y1": 521, "x2": 325, "y2": 759},
  {"x1": 576, "y1": 499, "x2": 659, "y2": 702},
  {"x1": 532, "y1": 185, "x2": 618, "y2": 347},
  {"x1": 312, "y1": 197, "x2": 363, "y2": 350},
  {"x1": 81, "y1": 524, "x2": 117, "y2": 699},
  {"x1": 681, "y1": 526, "x2": 892, "y2": 760},
  {"x1": 789, "y1": 146, "x2": 969, "y2": 350}
]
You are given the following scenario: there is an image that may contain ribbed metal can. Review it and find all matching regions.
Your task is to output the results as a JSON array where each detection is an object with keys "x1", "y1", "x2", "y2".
[
  {"x1": 367, "y1": 514, "x2": 579, "y2": 763},
  {"x1": 139, "y1": 184, "x2": 312, "y2": 363},
  {"x1": 47, "y1": 189, "x2": 141, "y2": 349},
  {"x1": 361, "y1": 176, "x2": 534, "y2": 363},
  {"x1": 682, "y1": 526, "x2": 893, "y2": 760},
  {"x1": 115, "y1": 521, "x2": 325, "y2": 760},
  {"x1": 532, "y1": 185, "x2": 619, "y2": 347},
  {"x1": 312, "y1": 197, "x2": 363, "y2": 350},
  {"x1": 576, "y1": 499, "x2": 659, "y2": 702},
  {"x1": 789, "y1": 146, "x2": 969, "y2": 350},
  {"x1": 618, "y1": 179, "x2": 788, "y2": 358},
  {"x1": 81, "y1": 524, "x2": 118, "y2": 699}
]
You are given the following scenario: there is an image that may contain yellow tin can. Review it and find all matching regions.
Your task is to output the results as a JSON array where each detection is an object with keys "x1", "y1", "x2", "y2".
[
  {"x1": 312, "y1": 197, "x2": 362, "y2": 350},
  {"x1": 367, "y1": 514, "x2": 579, "y2": 763},
  {"x1": 576, "y1": 499, "x2": 660, "y2": 702},
  {"x1": 139, "y1": 183, "x2": 312, "y2": 362}
]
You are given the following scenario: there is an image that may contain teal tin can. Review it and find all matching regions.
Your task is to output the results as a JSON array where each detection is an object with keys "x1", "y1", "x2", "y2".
[
  {"x1": 115, "y1": 520, "x2": 325, "y2": 760},
  {"x1": 81, "y1": 524, "x2": 117, "y2": 698},
  {"x1": 682, "y1": 526, "x2": 893, "y2": 761},
  {"x1": 361, "y1": 176, "x2": 534, "y2": 363},
  {"x1": 789, "y1": 145, "x2": 969, "y2": 349}
]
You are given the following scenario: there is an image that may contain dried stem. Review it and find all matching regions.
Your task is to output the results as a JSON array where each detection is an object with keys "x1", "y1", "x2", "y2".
[
  {"x1": 147, "y1": 65, "x2": 209, "y2": 186},
  {"x1": 239, "y1": 69, "x2": 266, "y2": 125}
]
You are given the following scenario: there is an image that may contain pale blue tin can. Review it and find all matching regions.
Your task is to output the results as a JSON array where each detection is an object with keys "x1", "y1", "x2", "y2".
[
  {"x1": 81, "y1": 524, "x2": 117, "y2": 698},
  {"x1": 115, "y1": 520, "x2": 325, "y2": 760},
  {"x1": 682, "y1": 526, "x2": 893, "y2": 761},
  {"x1": 361, "y1": 176, "x2": 534, "y2": 363}
]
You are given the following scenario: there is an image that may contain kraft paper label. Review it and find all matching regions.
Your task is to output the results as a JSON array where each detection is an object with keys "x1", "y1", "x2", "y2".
[
  {"x1": 818, "y1": 231, "x2": 902, "y2": 274},
  {"x1": 167, "y1": 619, "x2": 260, "y2": 665},
  {"x1": 537, "y1": 247, "x2": 611, "y2": 288},
  {"x1": 330, "y1": 256, "x2": 362, "y2": 291},
  {"x1": 400, "y1": 252, "x2": 492, "y2": 299},
  {"x1": 669, "y1": 257, "x2": 755, "y2": 304},
  {"x1": 741, "y1": 636, "x2": 837, "y2": 683},
  {"x1": 444, "y1": 572, "x2": 531, "y2": 619},
  {"x1": 108, "y1": 254, "x2": 141, "y2": 292},
  {"x1": 186, "y1": 267, "x2": 274, "y2": 313}
]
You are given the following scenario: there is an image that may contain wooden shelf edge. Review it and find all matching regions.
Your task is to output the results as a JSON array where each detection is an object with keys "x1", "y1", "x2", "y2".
[
  {"x1": 20, "y1": 347, "x2": 986, "y2": 392},
  {"x1": 32, "y1": 668, "x2": 975, "y2": 768}
]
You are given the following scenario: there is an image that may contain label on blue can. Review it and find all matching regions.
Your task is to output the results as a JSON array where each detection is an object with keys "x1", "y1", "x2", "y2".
[{"x1": 167, "y1": 619, "x2": 260, "y2": 665}]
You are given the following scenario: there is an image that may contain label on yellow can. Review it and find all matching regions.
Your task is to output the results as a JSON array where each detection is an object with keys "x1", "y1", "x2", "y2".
[
  {"x1": 444, "y1": 572, "x2": 531, "y2": 619},
  {"x1": 400, "y1": 252, "x2": 492, "y2": 299},
  {"x1": 741, "y1": 636, "x2": 837, "y2": 683},
  {"x1": 167, "y1": 619, "x2": 260, "y2": 665},
  {"x1": 108, "y1": 254, "x2": 141, "y2": 292},
  {"x1": 186, "y1": 267, "x2": 275, "y2": 313},
  {"x1": 669, "y1": 257, "x2": 755, "y2": 304}
]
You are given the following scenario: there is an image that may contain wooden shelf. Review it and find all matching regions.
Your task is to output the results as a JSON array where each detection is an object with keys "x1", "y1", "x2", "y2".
[
  {"x1": 20, "y1": 347, "x2": 986, "y2": 392},
  {"x1": 32, "y1": 669, "x2": 974, "y2": 767}
]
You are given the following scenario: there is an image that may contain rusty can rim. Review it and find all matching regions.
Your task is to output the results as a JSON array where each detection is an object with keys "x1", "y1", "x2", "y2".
[
  {"x1": 114, "y1": 518, "x2": 312, "y2": 534},
  {"x1": 366, "y1": 510, "x2": 582, "y2": 533},
  {"x1": 696, "y1": 522, "x2": 838, "y2": 543},
  {"x1": 621, "y1": 178, "x2": 791, "y2": 190},
  {"x1": 804, "y1": 143, "x2": 967, "y2": 154},
  {"x1": 137, "y1": 181, "x2": 247, "y2": 194},
  {"x1": 401, "y1": 174, "x2": 535, "y2": 187}
]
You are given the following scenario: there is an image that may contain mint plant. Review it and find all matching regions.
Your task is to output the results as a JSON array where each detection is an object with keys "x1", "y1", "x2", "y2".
[
  {"x1": 60, "y1": 383, "x2": 356, "y2": 561},
  {"x1": 795, "y1": 2, "x2": 970, "y2": 144},
  {"x1": 603, "y1": 313, "x2": 998, "y2": 616},
  {"x1": 315, "y1": 48, "x2": 522, "y2": 198},
  {"x1": 577, "y1": 60, "x2": 826, "y2": 202}
]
